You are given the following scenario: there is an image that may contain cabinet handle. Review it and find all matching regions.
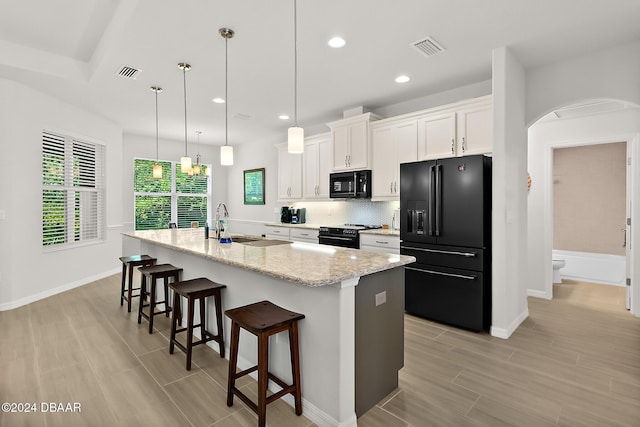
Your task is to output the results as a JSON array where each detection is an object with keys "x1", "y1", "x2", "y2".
[
  {"x1": 345, "y1": 155, "x2": 348, "y2": 167},
  {"x1": 390, "y1": 181, "x2": 393, "y2": 192},
  {"x1": 301, "y1": 233, "x2": 309, "y2": 236},
  {"x1": 375, "y1": 240, "x2": 389, "y2": 245},
  {"x1": 461, "y1": 136, "x2": 466, "y2": 153},
  {"x1": 451, "y1": 138, "x2": 455, "y2": 155},
  {"x1": 394, "y1": 181, "x2": 397, "y2": 193},
  {"x1": 347, "y1": 155, "x2": 351, "y2": 167}
]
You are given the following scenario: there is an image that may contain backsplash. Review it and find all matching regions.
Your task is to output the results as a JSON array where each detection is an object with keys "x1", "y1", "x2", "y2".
[{"x1": 289, "y1": 200, "x2": 400, "y2": 227}]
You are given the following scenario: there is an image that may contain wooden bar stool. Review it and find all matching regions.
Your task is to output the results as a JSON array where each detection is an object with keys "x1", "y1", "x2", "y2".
[
  {"x1": 225, "y1": 301, "x2": 305, "y2": 427},
  {"x1": 137, "y1": 264, "x2": 182, "y2": 334},
  {"x1": 168, "y1": 277, "x2": 226, "y2": 370},
  {"x1": 119, "y1": 255, "x2": 156, "y2": 312}
]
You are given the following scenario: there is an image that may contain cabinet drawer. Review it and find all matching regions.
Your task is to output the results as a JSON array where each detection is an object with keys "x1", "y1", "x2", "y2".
[
  {"x1": 360, "y1": 234, "x2": 400, "y2": 253},
  {"x1": 290, "y1": 228, "x2": 318, "y2": 241},
  {"x1": 265, "y1": 227, "x2": 290, "y2": 240}
]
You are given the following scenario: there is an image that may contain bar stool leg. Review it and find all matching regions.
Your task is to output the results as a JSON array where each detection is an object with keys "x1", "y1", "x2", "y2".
[
  {"x1": 186, "y1": 296, "x2": 195, "y2": 370},
  {"x1": 169, "y1": 291, "x2": 180, "y2": 355},
  {"x1": 257, "y1": 332, "x2": 269, "y2": 427},
  {"x1": 226, "y1": 321, "x2": 240, "y2": 407},
  {"x1": 120, "y1": 262, "x2": 127, "y2": 306},
  {"x1": 138, "y1": 274, "x2": 147, "y2": 324},
  {"x1": 214, "y1": 290, "x2": 225, "y2": 358},
  {"x1": 127, "y1": 263, "x2": 135, "y2": 312},
  {"x1": 148, "y1": 278, "x2": 157, "y2": 334},
  {"x1": 199, "y1": 297, "x2": 206, "y2": 342},
  {"x1": 163, "y1": 276, "x2": 170, "y2": 318},
  {"x1": 290, "y1": 321, "x2": 303, "y2": 415}
]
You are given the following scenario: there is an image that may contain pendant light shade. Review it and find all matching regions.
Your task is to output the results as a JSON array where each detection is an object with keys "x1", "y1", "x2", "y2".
[
  {"x1": 219, "y1": 27, "x2": 234, "y2": 166},
  {"x1": 178, "y1": 62, "x2": 192, "y2": 173},
  {"x1": 288, "y1": 126, "x2": 304, "y2": 153},
  {"x1": 220, "y1": 145, "x2": 234, "y2": 165},
  {"x1": 150, "y1": 86, "x2": 163, "y2": 179},
  {"x1": 288, "y1": 0, "x2": 304, "y2": 154}
]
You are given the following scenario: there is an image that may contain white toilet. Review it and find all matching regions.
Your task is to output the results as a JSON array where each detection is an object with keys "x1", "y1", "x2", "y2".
[{"x1": 552, "y1": 258, "x2": 566, "y2": 283}]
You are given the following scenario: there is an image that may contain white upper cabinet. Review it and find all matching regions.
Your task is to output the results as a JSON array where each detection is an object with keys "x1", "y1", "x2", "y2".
[
  {"x1": 277, "y1": 143, "x2": 302, "y2": 201},
  {"x1": 303, "y1": 133, "x2": 332, "y2": 199},
  {"x1": 328, "y1": 113, "x2": 380, "y2": 171},
  {"x1": 372, "y1": 119, "x2": 417, "y2": 200},
  {"x1": 418, "y1": 95, "x2": 492, "y2": 160}
]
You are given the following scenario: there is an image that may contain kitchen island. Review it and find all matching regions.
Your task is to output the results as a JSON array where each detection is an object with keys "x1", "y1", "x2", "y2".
[{"x1": 123, "y1": 228, "x2": 415, "y2": 427}]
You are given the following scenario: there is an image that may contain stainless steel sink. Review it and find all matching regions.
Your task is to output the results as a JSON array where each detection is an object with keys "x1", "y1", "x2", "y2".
[{"x1": 236, "y1": 238, "x2": 293, "y2": 247}]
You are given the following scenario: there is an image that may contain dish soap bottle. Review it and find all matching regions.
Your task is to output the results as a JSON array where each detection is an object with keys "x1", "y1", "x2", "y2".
[{"x1": 219, "y1": 220, "x2": 232, "y2": 244}]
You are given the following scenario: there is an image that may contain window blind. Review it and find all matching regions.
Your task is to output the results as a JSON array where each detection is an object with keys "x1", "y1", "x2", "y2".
[{"x1": 42, "y1": 131, "x2": 105, "y2": 248}]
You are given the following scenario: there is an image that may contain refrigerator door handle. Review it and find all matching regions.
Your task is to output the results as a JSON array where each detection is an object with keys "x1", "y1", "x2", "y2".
[
  {"x1": 405, "y1": 266, "x2": 477, "y2": 280},
  {"x1": 428, "y1": 165, "x2": 435, "y2": 236},
  {"x1": 435, "y1": 164, "x2": 442, "y2": 237},
  {"x1": 400, "y1": 245, "x2": 478, "y2": 257}
]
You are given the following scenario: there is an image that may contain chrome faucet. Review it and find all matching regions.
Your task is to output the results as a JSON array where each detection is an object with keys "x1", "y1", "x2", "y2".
[{"x1": 214, "y1": 202, "x2": 229, "y2": 239}]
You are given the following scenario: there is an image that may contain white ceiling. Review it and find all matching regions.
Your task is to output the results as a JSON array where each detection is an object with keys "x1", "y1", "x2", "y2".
[{"x1": 1, "y1": 0, "x2": 640, "y2": 147}]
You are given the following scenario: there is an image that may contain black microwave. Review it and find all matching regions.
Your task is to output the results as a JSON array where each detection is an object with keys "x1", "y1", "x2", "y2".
[{"x1": 329, "y1": 170, "x2": 372, "y2": 199}]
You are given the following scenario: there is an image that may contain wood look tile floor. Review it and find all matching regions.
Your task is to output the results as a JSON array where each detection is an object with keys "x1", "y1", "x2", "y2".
[{"x1": 1, "y1": 275, "x2": 639, "y2": 426}]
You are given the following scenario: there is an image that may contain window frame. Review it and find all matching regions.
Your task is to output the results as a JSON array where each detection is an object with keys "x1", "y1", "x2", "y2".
[
  {"x1": 42, "y1": 130, "x2": 106, "y2": 252},
  {"x1": 133, "y1": 157, "x2": 212, "y2": 231}
]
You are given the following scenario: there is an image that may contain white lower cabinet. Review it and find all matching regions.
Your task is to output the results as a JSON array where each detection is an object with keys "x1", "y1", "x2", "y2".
[
  {"x1": 359, "y1": 234, "x2": 400, "y2": 254},
  {"x1": 265, "y1": 227, "x2": 290, "y2": 241},
  {"x1": 289, "y1": 228, "x2": 319, "y2": 243}
]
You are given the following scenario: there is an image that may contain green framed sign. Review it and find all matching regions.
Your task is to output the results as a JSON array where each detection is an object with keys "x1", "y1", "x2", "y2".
[{"x1": 243, "y1": 168, "x2": 265, "y2": 205}]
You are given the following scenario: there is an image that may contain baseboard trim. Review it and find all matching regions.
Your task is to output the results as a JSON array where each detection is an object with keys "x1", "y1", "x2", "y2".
[
  {"x1": 527, "y1": 289, "x2": 551, "y2": 299},
  {"x1": 490, "y1": 307, "x2": 529, "y2": 339},
  {"x1": 0, "y1": 268, "x2": 120, "y2": 311}
]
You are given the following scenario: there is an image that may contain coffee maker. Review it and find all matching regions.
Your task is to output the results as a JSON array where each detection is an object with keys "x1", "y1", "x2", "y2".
[
  {"x1": 280, "y1": 206, "x2": 292, "y2": 223},
  {"x1": 290, "y1": 208, "x2": 306, "y2": 224}
]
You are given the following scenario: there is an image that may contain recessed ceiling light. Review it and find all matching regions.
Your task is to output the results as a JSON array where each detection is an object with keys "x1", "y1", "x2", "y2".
[
  {"x1": 395, "y1": 75, "x2": 410, "y2": 83},
  {"x1": 328, "y1": 37, "x2": 346, "y2": 48},
  {"x1": 279, "y1": 115, "x2": 290, "y2": 120},
  {"x1": 212, "y1": 97, "x2": 225, "y2": 104}
]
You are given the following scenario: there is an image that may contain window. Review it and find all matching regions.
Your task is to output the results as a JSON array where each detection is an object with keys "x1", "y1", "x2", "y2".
[
  {"x1": 42, "y1": 130, "x2": 105, "y2": 248},
  {"x1": 133, "y1": 158, "x2": 210, "y2": 230}
]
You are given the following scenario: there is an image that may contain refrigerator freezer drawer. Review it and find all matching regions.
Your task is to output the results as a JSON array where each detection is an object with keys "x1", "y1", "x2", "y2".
[
  {"x1": 400, "y1": 243, "x2": 485, "y2": 271},
  {"x1": 404, "y1": 264, "x2": 489, "y2": 331}
]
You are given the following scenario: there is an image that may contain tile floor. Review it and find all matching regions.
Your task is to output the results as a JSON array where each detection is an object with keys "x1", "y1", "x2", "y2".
[{"x1": 1, "y1": 276, "x2": 639, "y2": 426}]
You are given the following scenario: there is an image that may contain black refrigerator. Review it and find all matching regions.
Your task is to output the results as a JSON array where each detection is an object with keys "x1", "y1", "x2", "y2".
[{"x1": 400, "y1": 155, "x2": 491, "y2": 331}]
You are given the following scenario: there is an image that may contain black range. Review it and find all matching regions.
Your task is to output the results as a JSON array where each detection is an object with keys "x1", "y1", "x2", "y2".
[{"x1": 318, "y1": 224, "x2": 382, "y2": 249}]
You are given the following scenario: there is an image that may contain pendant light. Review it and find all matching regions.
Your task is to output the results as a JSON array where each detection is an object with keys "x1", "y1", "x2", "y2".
[
  {"x1": 219, "y1": 28, "x2": 234, "y2": 166},
  {"x1": 150, "y1": 86, "x2": 163, "y2": 179},
  {"x1": 178, "y1": 62, "x2": 193, "y2": 173},
  {"x1": 192, "y1": 130, "x2": 202, "y2": 175},
  {"x1": 287, "y1": 0, "x2": 304, "y2": 154}
]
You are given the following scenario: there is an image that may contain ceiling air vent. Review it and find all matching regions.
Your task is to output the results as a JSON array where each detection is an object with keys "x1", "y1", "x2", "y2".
[
  {"x1": 411, "y1": 37, "x2": 446, "y2": 57},
  {"x1": 116, "y1": 65, "x2": 141, "y2": 80}
]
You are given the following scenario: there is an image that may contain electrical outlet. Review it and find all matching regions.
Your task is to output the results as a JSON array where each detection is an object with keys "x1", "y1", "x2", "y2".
[
  {"x1": 375, "y1": 291, "x2": 387, "y2": 306},
  {"x1": 0, "y1": 210, "x2": 6, "y2": 220}
]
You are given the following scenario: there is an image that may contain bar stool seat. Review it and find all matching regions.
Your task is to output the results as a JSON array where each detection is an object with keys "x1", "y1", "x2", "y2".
[
  {"x1": 225, "y1": 301, "x2": 305, "y2": 427},
  {"x1": 119, "y1": 255, "x2": 156, "y2": 312},
  {"x1": 137, "y1": 264, "x2": 182, "y2": 334},
  {"x1": 168, "y1": 277, "x2": 226, "y2": 370}
]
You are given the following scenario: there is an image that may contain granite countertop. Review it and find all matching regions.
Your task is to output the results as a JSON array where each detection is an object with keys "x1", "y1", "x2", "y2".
[
  {"x1": 360, "y1": 229, "x2": 400, "y2": 237},
  {"x1": 265, "y1": 223, "x2": 321, "y2": 230},
  {"x1": 124, "y1": 229, "x2": 415, "y2": 287}
]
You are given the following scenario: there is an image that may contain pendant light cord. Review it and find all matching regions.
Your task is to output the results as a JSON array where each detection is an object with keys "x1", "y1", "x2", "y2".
[
  {"x1": 183, "y1": 66, "x2": 188, "y2": 156},
  {"x1": 293, "y1": 0, "x2": 298, "y2": 127},
  {"x1": 225, "y1": 35, "x2": 229, "y2": 147},
  {"x1": 155, "y1": 89, "x2": 159, "y2": 161}
]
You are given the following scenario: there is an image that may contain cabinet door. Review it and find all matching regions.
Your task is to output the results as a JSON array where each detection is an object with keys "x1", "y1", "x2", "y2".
[
  {"x1": 457, "y1": 103, "x2": 492, "y2": 156},
  {"x1": 394, "y1": 121, "x2": 418, "y2": 191},
  {"x1": 332, "y1": 126, "x2": 350, "y2": 170},
  {"x1": 347, "y1": 120, "x2": 369, "y2": 169},
  {"x1": 316, "y1": 137, "x2": 332, "y2": 198},
  {"x1": 417, "y1": 112, "x2": 456, "y2": 160},
  {"x1": 303, "y1": 141, "x2": 319, "y2": 198},
  {"x1": 277, "y1": 145, "x2": 302, "y2": 200},
  {"x1": 371, "y1": 126, "x2": 395, "y2": 198}
]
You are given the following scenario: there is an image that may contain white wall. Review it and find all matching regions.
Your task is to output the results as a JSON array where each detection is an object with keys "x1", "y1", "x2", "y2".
[
  {"x1": 491, "y1": 47, "x2": 529, "y2": 338},
  {"x1": 0, "y1": 78, "x2": 124, "y2": 309},
  {"x1": 527, "y1": 108, "x2": 640, "y2": 298}
]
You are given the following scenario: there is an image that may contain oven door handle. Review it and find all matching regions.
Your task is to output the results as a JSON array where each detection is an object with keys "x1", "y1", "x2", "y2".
[{"x1": 319, "y1": 235, "x2": 353, "y2": 241}]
